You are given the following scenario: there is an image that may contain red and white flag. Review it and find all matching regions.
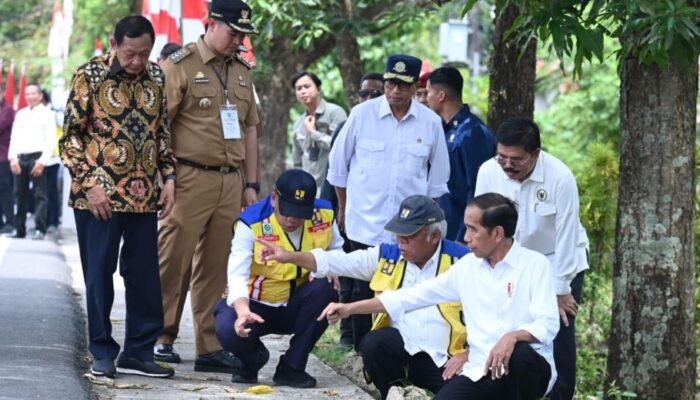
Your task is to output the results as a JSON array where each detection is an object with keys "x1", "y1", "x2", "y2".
[
  {"x1": 142, "y1": 0, "x2": 208, "y2": 61},
  {"x1": 4, "y1": 61, "x2": 14, "y2": 109},
  {"x1": 17, "y1": 64, "x2": 27, "y2": 110}
]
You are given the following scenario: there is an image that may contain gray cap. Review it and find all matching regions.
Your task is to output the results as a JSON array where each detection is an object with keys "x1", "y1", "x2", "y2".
[{"x1": 384, "y1": 195, "x2": 445, "y2": 236}]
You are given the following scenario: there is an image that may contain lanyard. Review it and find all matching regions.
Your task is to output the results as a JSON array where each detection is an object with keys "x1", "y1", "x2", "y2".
[{"x1": 209, "y1": 62, "x2": 230, "y2": 105}]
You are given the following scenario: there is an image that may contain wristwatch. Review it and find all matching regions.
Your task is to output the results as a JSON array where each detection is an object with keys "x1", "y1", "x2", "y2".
[{"x1": 244, "y1": 182, "x2": 260, "y2": 193}]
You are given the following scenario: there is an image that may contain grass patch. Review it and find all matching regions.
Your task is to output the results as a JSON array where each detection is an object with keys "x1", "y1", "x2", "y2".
[{"x1": 313, "y1": 323, "x2": 354, "y2": 367}]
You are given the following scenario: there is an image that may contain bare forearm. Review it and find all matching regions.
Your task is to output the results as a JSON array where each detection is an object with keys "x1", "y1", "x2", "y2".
[
  {"x1": 335, "y1": 187, "x2": 346, "y2": 209},
  {"x1": 233, "y1": 297, "x2": 250, "y2": 315},
  {"x1": 286, "y1": 252, "x2": 318, "y2": 272},
  {"x1": 347, "y1": 298, "x2": 385, "y2": 315}
]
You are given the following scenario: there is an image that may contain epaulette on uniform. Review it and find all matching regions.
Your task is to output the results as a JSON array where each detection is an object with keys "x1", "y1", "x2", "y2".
[
  {"x1": 234, "y1": 52, "x2": 252, "y2": 70},
  {"x1": 169, "y1": 47, "x2": 193, "y2": 64}
]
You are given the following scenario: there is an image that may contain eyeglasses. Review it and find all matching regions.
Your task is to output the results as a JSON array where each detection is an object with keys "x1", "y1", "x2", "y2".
[
  {"x1": 494, "y1": 153, "x2": 535, "y2": 167},
  {"x1": 384, "y1": 80, "x2": 413, "y2": 92},
  {"x1": 358, "y1": 89, "x2": 383, "y2": 99}
]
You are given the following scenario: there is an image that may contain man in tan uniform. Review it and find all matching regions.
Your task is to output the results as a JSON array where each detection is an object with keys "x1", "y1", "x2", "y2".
[{"x1": 155, "y1": 0, "x2": 261, "y2": 373}]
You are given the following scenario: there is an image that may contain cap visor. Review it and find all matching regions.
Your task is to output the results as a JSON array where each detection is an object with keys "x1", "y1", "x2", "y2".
[
  {"x1": 227, "y1": 22, "x2": 258, "y2": 34},
  {"x1": 278, "y1": 198, "x2": 314, "y2": 219},
  {"x1": 384, "y1": 217, "x2": 424, "y2": 236}
]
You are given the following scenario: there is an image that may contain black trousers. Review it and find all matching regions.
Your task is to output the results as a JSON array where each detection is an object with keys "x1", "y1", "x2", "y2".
[
  {"x1": 45, "y1": 164, "x2": 61, "y2": 227},
  {"x1": 435, "y1": 342, "x2": 551, "y2": 400},
  {"x1": 13, "y1": 152, "x2": 47, "y2": 234},
  {"x1": 549, "y1": 271, "x2": 585, "y2": 400},
  {"x1": 214, "y1": 278, "x2": 338, "y2": 371},
  {"x1": 0, "y1": 160, "x2": 13, "y2": 227},
  {"x1": 347, "y1": 239, "x2": 374, "y2": 352},
  {"x1": 360, "y1": 327, "x2": 449, "y2": 399},
  {"x1": 75, "y1": 210, "x2": 164, "y2": 361}
]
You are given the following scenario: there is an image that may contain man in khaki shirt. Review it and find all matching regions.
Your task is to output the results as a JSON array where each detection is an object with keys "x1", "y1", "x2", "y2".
[{"x1": 155, "y1": 0, "x2": 261, "y2": 373}]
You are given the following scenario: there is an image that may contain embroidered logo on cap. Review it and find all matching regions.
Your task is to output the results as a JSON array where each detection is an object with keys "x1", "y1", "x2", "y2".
[
  {"x1": 394, "y1": 61, "x2": 406, "y2": 73},
  {"x1": 295, "y1": 190, "x2": 305, "y2": 200},
  {"x1": 400, "y1": 208, "x2": 411, "y2": 218}
]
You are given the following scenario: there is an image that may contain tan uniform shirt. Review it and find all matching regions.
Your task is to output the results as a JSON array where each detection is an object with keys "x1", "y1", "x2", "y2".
[{"x1": 162, "y1": 37, "x2": 259, "y2": 167}]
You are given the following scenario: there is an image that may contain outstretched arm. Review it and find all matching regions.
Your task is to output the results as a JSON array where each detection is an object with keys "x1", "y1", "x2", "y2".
[{"x1": 317, "y1": 298, "x2": 386, "y2": 325}]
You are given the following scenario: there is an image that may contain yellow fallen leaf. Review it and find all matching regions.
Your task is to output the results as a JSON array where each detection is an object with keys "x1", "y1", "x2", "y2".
[
  {"x1": 179, "y1": 374, "x2": 221, "y2": 382},
  {"x1": 323, "y1": 389, "x2": 339, "y2": 396},
  {"x1": 245, "y1": 385, "x2": 274, "y2": 395}
]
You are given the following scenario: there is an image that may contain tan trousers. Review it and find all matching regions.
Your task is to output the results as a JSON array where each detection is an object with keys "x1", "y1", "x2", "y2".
[{"x1": 157, "y1": 164, "x2": 242, "y2": 355}]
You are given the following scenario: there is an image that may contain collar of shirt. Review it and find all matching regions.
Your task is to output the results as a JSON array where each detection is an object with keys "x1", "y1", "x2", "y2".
[
  {"x1": 402, "y1": 241, "x2": 442, "y2": 277},
  {"x1": 107, "y1": 50, "x2": 150, "y2": 80},
  {"x1": 378, "y1": 96, "x2": 418, "y2": 122},
  {"x1": 197, "y1": 36, "x2": 232, "y2": 66},
  {"x1": 310, "y1": 98, "x2": 327, "y2": 116},
  {"x1": 444, "y1": 104, "x2": 472, "y2": 132},
  {"x1": 480, "y1": 240, "x2": 522, "y2": 271}
]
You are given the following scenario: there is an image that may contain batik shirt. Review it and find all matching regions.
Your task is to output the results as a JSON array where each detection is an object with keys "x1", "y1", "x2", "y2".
[{"x1": 60, "y1": 51, "x2": 176, "y2": 213}]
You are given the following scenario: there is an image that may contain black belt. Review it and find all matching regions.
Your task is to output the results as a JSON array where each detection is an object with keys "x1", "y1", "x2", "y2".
[
  {"x1": 18, "y1": 152, "x2": 42, "y2": 159},
  {"x1": 178, "y1": 158, "x2": 239, "y2": 173}
]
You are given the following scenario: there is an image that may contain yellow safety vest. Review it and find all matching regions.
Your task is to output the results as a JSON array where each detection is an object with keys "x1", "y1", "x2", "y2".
[
  {"x1": 369, "y1": 240, "x2": 468, "y2": 357},
  {"x1": 241, "y1": 195, "x2": 334, "y2": 304}
]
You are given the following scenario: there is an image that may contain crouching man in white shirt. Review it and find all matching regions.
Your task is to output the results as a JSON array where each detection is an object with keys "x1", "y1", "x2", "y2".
[
  {"x1": 317, "y1": 193, "x2": 560, "y2": 399},
  {"x1": 257, "y1": 195, "x2": 469, "y2": 399}
]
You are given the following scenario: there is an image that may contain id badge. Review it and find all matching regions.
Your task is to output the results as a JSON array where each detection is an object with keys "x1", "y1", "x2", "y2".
[{"x1": 220, "y1": 104, "x2": 241, "y2": 139}]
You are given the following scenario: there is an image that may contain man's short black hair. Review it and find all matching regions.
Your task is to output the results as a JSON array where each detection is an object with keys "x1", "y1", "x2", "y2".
[
  {"x1": 427, "y1": 67, "x2": 463, "y2": 101},
  {"x1": 159, "y1": 42, "x2": 182, "y2": 60},
  {"x1": 290, "y1": 71, "x2": 322, "y2": 90},
  {"x1": 114, "y1": 16, "x2": 155, "y2": 46},
  {"x1": 495, "y1": 117, "x2": 541, "y2": 153},
  {"x1": 360, "y1": 72, "x2": 383, "y2": 85},
  {"x1": 467, "y1": 193, "x2": 518, "y2": 238}
]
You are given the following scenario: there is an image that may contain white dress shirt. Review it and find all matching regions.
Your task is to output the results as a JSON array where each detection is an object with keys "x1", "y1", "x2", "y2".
[
  {"x1": 8, "y1": 103, "x2": 57, "y2": 165},
  {"x1": 312, "y1": 242, "x2": 455, "y2": 367},
  {"x1": 475, "y1": 151, "x2": 589, "y2": 294},
  {"x1": 379, "y1": 242, "x2": 560, "y2": 393},
  {"x1": 327, "y1": 96, "x2": 450, "y2": 245},
  {"x1": 226, "y1": 220, "x2": 345, "y2": 307}
]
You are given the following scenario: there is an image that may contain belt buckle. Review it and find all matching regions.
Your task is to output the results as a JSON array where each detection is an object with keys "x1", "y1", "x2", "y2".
[{"x1": 220, "y1": 166, "x2": 230, "y2": 173}]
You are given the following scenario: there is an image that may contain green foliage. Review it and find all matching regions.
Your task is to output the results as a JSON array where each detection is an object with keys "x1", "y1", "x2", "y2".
[
  {"x1": 312, "y1": 324, "x2": 354, "y2": 366},
  {"x1": 71, "y1": 0, "x2": 132, "y2": 63}
]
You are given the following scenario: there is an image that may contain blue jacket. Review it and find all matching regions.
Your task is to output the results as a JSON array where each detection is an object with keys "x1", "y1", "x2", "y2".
[{"x1": 438, "y1": 105, "x2": 495, "y2": 241}]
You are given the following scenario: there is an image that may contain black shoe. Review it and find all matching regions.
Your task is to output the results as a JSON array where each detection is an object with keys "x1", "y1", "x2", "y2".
[
  {"x1": 31, "y1": 231, "x2": 45, "y2": 241},
  {"x1": 272, "y1": 361, "x2": 317, "y2": 388},
  {"x1": 154, "y1": 343, "x2": 181, "y2": 363},
  {"x1": 231, "y1": 345, "x2": 270, "y2": 384},
  {"x1": 7, "y1": 229, "x2": 25, "y2": 239},
  {"x1": 91, "y1": 359, "x2": 116, "y2": 378},
  {"x1": 115, "y1": 353, "x2": 174, "y2": 378},
  {"x1": 0, "y1": 225, "x2": 13, "y2": 234},
  {"x1": 194, "y1": 350, "x2": 241, "y2": 373}
]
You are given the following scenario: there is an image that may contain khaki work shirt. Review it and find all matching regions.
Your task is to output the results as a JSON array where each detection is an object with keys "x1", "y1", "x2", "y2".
[{"x1": 162, "y1": 37, "x2": 260, "y2": 168}]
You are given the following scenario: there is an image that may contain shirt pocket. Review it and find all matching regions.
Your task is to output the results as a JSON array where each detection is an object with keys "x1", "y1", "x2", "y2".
[
  {"x1": 528, "y1": 201, "x2": 557, "y2": 252},
  {"x1": 405, "y1": 143, "x2": 430, "y2": 173},
  {"x1": 356, "y1": 139, "x2": 385, "y2": 171},
  {"x1": 190, "y1": 84, "x2": 218, "y2": 116}
]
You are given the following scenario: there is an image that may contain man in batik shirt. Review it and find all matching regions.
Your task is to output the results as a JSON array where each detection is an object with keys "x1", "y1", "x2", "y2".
[{"x1": 60, "y1": 16, "x2": 176, "y2": 379}]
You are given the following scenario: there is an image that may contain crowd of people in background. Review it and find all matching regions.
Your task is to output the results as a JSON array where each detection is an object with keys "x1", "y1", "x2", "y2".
[{"x1": 0, "y1": 0, "x2": 591, "y2": 398}]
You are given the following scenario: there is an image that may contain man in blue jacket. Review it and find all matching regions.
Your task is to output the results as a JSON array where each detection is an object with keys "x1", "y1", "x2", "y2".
[{"x1": 426, "y1": 67, "x2": 495, "y2": 241}]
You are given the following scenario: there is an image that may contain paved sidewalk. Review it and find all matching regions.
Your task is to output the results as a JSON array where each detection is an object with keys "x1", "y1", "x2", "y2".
[
  {"x1": 0, "y1": 235, "x2": 92, "y2": 400},
  {"x1": 60, "y1": 228, "x2": 372, "y2": 400}
]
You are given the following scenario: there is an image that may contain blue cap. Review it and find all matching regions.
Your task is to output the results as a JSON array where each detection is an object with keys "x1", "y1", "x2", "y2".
[
  {"x1": 384, "y1": 54, "x2": 422, "y2": 84},
  {"x1": 384, "y1": 195, "x2": 445, "y2": 236},
  {"x1": 275, "y1": 169, "x2": 317, "y2": 219}
]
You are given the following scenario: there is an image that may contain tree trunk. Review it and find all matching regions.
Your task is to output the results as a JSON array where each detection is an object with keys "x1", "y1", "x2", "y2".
[
  {"x1": 337, "y1": 27, "x2": 363, "y2": 108},
  {"x1": 486, "y1": 3, "x2": 536, "y2": 132},
  {"x1": 606, "y1": 50, "x2": 697, "y2": 398}
]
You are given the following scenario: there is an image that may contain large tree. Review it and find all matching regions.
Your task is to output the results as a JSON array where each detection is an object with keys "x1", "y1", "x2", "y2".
[{"x1": 504, "y1": 0, "x2": 698, "y2": 397}]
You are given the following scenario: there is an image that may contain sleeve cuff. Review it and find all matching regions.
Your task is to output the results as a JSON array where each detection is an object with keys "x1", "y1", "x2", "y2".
[
  {"x1": 378, "y1": 290, "x2": 405, "y2": 321},
  {"x1": 310, "y1": 249, "x2": 330, "y2": 277},
  {"x1": 326, "y1": 171, "x2": 348, "y2": 187},
  {"x1": 428, "y1": 183, "x2": 449, "y2": 198},
  {"x1": 517, "y1": 324, "x2": 551, "y2": 346},
  {"x1": 226, "y1": 282, "x2": 250, "y2": 307},
  {"x1": 554, "y1": 278, "x2": 572, "y2": 295}
]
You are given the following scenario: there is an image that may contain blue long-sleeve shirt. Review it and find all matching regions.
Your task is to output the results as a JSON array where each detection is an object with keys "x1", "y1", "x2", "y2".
[{"x1": 438, "y1": 105, "x2": 495, "y2": 241}]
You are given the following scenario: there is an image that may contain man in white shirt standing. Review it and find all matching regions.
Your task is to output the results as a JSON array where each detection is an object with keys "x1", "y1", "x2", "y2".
[
  {"x1": 319, "y1": 193, "x2": 560, "y2": 399},
  {"x1": 7, "y1": 84, "x2": 56, "y2": 240},
  {"x1": 474, "y1": 117, "x2": 589, "y2": 400},
  {"x1": 258, "y1": 195, "x2": 470, "y2": 399},
  {"x1": 328, "y1": 54, "x2": 450, "y2": 347}
]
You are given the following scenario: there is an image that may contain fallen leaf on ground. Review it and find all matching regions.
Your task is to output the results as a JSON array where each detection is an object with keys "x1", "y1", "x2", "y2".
[
  {"x1": 323, "y1": 389, "x2": 339, "y2": 396},
  {"x1": 178, "y1": 374, "x2": 222, "y2": 381},
  {"x1": 178, "y1": 384, "x2": 208, "y2": 392},
  {"x1": 83, "y1": 373, "x2": 153, "y2": 390},
  {"x1": 245, "y1": 385, "x2": 274, "y2": 395}
]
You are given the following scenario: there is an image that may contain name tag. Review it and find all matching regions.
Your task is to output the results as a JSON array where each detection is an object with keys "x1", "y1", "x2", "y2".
[{"x1": 220, "y1": 104, "x2": 241, "y2": 139}]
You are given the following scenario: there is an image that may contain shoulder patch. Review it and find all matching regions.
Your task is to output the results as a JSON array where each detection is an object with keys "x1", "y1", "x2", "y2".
[
  {"x1": 169, "y1": 47, "x2": 193, "y2": 64},
  {"x1": 234, "y1": 52, "x2": 252, "y2": 70}
]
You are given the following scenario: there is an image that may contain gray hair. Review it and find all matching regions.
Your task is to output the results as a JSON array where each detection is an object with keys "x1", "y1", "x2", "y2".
[{"x1": 426, "y1": 220, "x2": 447, "y2": 240}]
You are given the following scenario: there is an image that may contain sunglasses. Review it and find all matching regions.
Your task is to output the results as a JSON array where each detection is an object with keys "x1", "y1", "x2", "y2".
[{"x1": 358, "y1": 89, "x2": 383, "y2": 99}]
